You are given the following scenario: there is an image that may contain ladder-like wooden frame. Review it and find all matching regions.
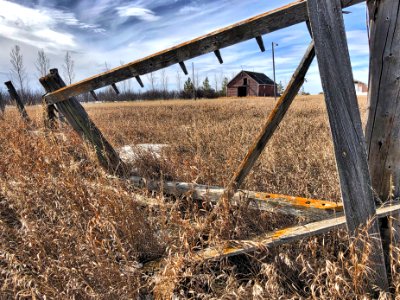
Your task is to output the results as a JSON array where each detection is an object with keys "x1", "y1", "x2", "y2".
[{"x1": 39, "y1": 0, "x2": 397, "y2": 291}]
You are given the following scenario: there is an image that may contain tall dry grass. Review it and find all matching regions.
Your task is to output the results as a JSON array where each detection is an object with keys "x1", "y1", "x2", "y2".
[{"x1": 1, "y1": 95, "x2": 398, "y2": 299}]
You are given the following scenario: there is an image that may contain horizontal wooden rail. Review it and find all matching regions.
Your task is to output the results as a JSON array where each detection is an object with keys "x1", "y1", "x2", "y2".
[
  {"x1": 190, "y1": 203, "x2": 400, "y2": 262},
  {"x1": 44, "y1": 0, "x2": 364, "y2": 104},
  {"x1": 129, "y1": 176, "x2": 343, "y2": 219}
]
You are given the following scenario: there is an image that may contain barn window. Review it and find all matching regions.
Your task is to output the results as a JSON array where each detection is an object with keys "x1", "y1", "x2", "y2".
[{"x1": 243, "y1": 78, "x2": 248, "y2": 85}]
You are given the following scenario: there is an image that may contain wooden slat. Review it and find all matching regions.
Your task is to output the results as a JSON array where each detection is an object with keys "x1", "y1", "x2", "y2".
[
  {"x1": 308, "y1": 0, "x2": 388, "y2": 291},
  {"x1": 0, "y1": 91, "x2": 5, "y2": 117},
  {"x1": 129, "y1": 176, "x2": 342, "y2": 220},
  {"x1": 226, "y1": 42, "x2": 315, "y2": 199},
  {"x1": 179, "y1": 62, "x2": 189, "y2": 75},
  {"x1": 214, "y1": 50, "x2": 223, "y2": 64},
  {"x1": 44, "y1": 0, "x2": 365, "y2": 104},
  {"x1": 365, "y1": 0, "x2": 400, "y2": 281},
  {"x1": 4, "y1": 81, "x2": 30, "y2": 122},
  {"x1": 194, "y1": 203, "x2": 400, "y2": 262},
  {"x1": 90, "y1": 90, "x2": 99, "y2": 101},
  {"x1": 135, "y1": 76, "x2": 144, "y2": 88},
  {"x1": 111, "y1": 83, "x2": 120, "y2": 95},
  {"x1": 255, "y1": 36, "x2": 266, "y2": 52},
  {"x1": 40, "y1": 69, "x2": 125, "y2": 175}
]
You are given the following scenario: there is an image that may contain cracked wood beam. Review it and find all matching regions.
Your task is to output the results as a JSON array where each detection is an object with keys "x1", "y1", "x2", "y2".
[
  {"x1": 44, "y1": 0, "x2": 364, "y2": 104},
  {"x1": 129, "y1": 176, "x2": 342, "y2": 220},
  {"x1": 193, "y1": 203, "x2": 400, "y2": 262}
]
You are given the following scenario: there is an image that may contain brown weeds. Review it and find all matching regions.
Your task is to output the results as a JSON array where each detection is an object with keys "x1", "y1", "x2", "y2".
[{"x1": 2, "y1": 95, "x2": 397, "y2": 299}]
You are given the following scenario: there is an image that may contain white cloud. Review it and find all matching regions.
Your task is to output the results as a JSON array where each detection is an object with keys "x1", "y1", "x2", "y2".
[
  {"x1": 0, "y1": 0, "x2": 104, "y2": 51},
  {"x1": 116, "y1": 6, "x2": 160, "y2": 22}
]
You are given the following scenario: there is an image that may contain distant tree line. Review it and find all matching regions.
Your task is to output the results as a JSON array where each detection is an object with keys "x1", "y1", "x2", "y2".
[
  {"x1": 2, "y1": 44, "x2": 233, "y2": 106},
  {"x1": 2, "y1": 44, "x2": 309, "y2": 106}
]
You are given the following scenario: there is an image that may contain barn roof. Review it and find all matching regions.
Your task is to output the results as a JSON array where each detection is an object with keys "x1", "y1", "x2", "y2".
[
  {"x1": 228, "y1": 70, "x2": 275, "y2": 86},
  {"x1": 245, "y1": 71, "x2": 275, "y2": 85}
]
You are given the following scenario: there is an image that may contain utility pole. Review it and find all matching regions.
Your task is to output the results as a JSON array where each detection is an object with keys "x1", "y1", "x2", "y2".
[{"x1": 272, "y1": 42, "x2": 278, "y2": 101}]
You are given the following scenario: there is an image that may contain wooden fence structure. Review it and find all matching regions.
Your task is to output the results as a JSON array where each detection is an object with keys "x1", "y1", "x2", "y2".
[{"x1": 35, "y1": 0, "x2": 400, "y2": 293}]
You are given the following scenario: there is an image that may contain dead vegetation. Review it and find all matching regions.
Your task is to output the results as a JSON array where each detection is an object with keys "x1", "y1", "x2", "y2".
[{"x1": 1, "y1": 95, "x2": 398, "y2": 299}]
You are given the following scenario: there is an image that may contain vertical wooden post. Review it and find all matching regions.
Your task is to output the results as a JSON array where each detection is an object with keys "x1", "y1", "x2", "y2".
[
  {"x1": 42, "y1": 100, "x2": 58, "y2": 129},
  {"x1": 40, "y1": 69, "x2": 125, "y2": 176},
  {"x1": 0, "y1": 91, "x2": 5, "y2": 118},
  {"x1": 4, "y1": 81, "x2": 30, "y2": 123},
  {"x1": 366, "y1": 0, "x2": 400, "y2": 278},
  {"x1": 308, "y1": 0, "x2": 388, "y2": 292}
]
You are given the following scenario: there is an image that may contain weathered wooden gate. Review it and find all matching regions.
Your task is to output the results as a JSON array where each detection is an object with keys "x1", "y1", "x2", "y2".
[{"x1": 38, "y1": 0, "x2": 400, "y2": 292}]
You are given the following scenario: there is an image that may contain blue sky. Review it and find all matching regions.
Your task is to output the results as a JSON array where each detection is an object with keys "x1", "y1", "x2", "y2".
[{"x1": 0, "y1": 0, "x2": 370, "y2": 94}]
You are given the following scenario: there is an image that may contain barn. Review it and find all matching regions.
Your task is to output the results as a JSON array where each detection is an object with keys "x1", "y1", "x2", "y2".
[
  {"x1": 354, "y1": 80, "x2": 368, "y2": 95},
  {"x1": 227, "y1": 70, "x2": 277, "y2": 97}
]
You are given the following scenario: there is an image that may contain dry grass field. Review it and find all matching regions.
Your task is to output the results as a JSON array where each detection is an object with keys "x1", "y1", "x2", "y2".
[{"x1": 1, "y1": 95, "x2": 399, "y2": 299}]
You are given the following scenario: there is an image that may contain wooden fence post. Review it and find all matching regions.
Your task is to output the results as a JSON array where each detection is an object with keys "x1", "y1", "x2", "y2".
[
  {"x1": 366, "y1": 0, "x2": 400, "y2": 278},
  {"x1": 4, "y1": 81, "x2": 30, "y2": 123},
  {"x1": 40, "y1": 69, "x2": 126, "y2": 176},
  {"x1": 308, "y1": 0, "x2": 389, "y2": 292},
  {"x1": 0, "y1": 91, "x2": 5, "y2": 118}
]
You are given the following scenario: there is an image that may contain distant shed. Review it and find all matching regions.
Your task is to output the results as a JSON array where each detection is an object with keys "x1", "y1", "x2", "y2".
[
  {"x1": 354, "y1": 80, "x2": 368, "y2": 95},
  {"x1": 227, "y1": 70, "x2": 277, "y2": 97}
]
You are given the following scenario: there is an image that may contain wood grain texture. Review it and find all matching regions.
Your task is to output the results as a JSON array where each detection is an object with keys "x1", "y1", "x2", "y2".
[
  {"x1": 308, "y1": 0, "x2": 388, "y2": 291},
  {"x1": 194, "y1": 203, "x2": 400, "y2": 262},
  {"x1": 128, "y1": 175, "x2": 342, "y2": 219},
  {"x1": 4, "y1": 81, "x2": 30, "y2": 122},
  {"x1": 44, "y1": 0, "x2": 365, "y2": 104},
  {"x1": 0, "y1": 92, "x2": 5, "y2": 117},
  {"x1": 111, "y1": 83, "x2": 120, "y2": 95},
  {"x1": 40, "y1": 69, "x2": 125, "y2": 176},
  {"x1": 227, "y1": 42, "x2": 315, "y2": 195},
  {"x1": 366, "y1": 0, "x2": 400, "y2": 281}
]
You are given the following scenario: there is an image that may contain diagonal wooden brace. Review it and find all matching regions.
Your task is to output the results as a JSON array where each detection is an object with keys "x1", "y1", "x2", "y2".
[{"x1": 40, "y1": 69, "x2": 126, "y2": 176}]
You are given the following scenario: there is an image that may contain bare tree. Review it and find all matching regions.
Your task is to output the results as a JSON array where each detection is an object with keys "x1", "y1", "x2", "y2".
[
  {"x1": 214, "y1": 72, "x2": 219, "y2": 92},
  {"x1": 176, "y1": 69, "x2": 182, "y2": 91},
  {"x1": 35, "y1": 49, "x2": 50, "y2": 77},
  {"x1": 161, "y1": 69, "x2": 168, "y2": 98},
  {"x1": 9, "y1": 45, "x2": 27, "y2": 96},
  {"x1": 62, "y1": 51, "x2": 75, "y2": 84},
  {"x1": 146, "y1": 72, "x2": 157, "y2": 91}
]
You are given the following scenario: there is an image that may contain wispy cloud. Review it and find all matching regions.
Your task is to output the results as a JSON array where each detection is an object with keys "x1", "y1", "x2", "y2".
[
  {"x1": 0, "y1": 0, "x2": 370, "y2": 94},
  {"x1": 116, "y1": 5, "x2": 160, "y2": 22},
  {"x1": 0, "y1": 0, "x2": 104, "y2": 51}
]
